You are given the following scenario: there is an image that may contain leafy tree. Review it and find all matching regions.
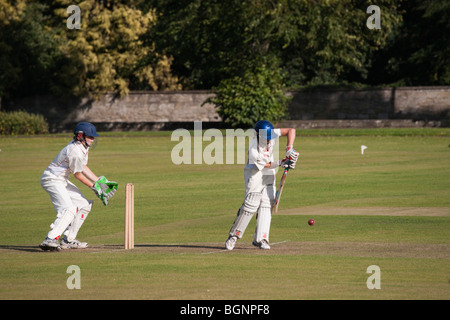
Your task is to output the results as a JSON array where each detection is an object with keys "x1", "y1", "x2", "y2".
[
  {"x1": 149, "y1": 0, "x2": 404, "y2": 89},
  {"x1": 52, "y1": 0, "x2": 181, "y2": 98},
  {"x1": 205, "y1": 60, "x2": 290, "y2": 128},
  {"x1": 1, "y1": 0, "x2": 448, "y2": 106},
  {"x1": 150, "y1": 0, "x2": 404, "y2": 126},
  {"x1": 150, "y1": 0, "x2": 295, "y2": 125},
  {"x1": 0, "y1": 0, "x2": 180, "y2": 100},
  {"x1": 0, "y1": 0, "x2": 50, "y2": 98},
  {"x1": 279, "y1": 0, "x2": 403, "y2": 87},
  {"x1": 368, "y1": 0, "x2": 450, "y2": 85},
  {"x1": 148, "y1": 0, "x2": 295, "y2": 89}
]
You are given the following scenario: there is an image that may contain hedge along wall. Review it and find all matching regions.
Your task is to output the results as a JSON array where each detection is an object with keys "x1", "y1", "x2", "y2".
[{"x1": 3, "y1": 87, "x2": 450, "y2": 132}]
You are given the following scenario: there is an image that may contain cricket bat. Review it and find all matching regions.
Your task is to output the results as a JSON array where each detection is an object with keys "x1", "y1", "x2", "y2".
[{"x1": 273, "y1": 164, "x2": 290, "y2": 214}]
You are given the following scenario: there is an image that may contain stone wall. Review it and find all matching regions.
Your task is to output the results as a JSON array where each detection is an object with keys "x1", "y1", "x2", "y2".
[
  {"x1": 288, "y1": 86, "x2": 450, "y2": 122},
  {"x1": 4, "y1": 86, "x2": 449, "y2": 131},
  {"x1": 5, "y1": 91, "x2": 220, "y2": 132},
  {"x1": 76, "y1": 91, "x2": 219, "y2": 123}
]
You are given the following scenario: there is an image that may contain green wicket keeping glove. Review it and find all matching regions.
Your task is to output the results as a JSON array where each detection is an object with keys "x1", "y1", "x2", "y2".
[{"x1": 91, "y1": 176, "x2": 119, "y2": 206}]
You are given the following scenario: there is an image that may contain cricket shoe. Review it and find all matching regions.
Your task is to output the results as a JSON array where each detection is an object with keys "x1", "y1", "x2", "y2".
[
  {"x1": 252, "y1": 239, "x2": 271, "y2": 250},
  {"x1": 225, "y1": 236, "x2": 237, "y2": 250},
  {"x1": 39, "y1": 237, "x2": 61, "y2": 252},
  {"x1": 60, "y1": 237, "x2": 88, "y2": 249}
]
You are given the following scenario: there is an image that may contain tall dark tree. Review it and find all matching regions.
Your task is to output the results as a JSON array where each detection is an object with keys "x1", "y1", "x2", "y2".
[
  {"x1": 148, "y1": 0, "x2": 405, "y2": 89},
  {"x1": 368, "y1": 0, "x2": 450, "y2": 86}
]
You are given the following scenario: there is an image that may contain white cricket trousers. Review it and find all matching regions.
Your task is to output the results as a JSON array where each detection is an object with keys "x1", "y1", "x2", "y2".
[
  {"x1": 244, "y1": 167, "x2": 276, "y2": 207},
  {"x1": 41, "y1": 175, "x2": 91, "y2": 240},
  {"x1": 229, "y1": 167, "x2": 276, "y2": 242}
]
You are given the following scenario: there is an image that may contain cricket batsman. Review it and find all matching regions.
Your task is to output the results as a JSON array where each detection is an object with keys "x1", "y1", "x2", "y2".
[
  {"x1": 225, "y1": 120, "x2": 299, "y2": 250},
  {"x1": 39, "y1": 122, "x2": 118, "y2": 251}
]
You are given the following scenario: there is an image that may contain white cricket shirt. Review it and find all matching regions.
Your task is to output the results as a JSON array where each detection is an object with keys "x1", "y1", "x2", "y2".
[{"x1": 41, "y1": 141, "x2": 89, "y2": 180}]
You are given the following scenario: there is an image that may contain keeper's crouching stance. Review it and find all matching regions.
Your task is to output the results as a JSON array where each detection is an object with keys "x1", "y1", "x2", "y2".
[
  {"x1": 225, "y1": 120, "x2": 299, "y2": 250},
  {"x1": 39, "y1": 122, "x2": 118, "y2": 251}
]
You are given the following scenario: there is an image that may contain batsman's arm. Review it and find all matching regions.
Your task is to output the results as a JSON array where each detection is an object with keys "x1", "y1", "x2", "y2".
[
  {"x1": 279, "y1": 128, "x2": 296, "y2": 148},
  {"x1": 266, "y1": 158, "x2": 290, "y2": 169},
  {"x1": 280, "y1": 128, "x2": 299, "y2": 167}
]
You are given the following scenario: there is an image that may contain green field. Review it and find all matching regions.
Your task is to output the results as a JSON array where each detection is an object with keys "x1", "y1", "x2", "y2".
[{"x1": 0, "y1": 128, "x2": 449, "y2": 301}]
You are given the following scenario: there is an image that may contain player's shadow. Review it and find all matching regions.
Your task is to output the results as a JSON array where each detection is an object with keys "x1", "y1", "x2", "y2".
[
  {"x1": 135, "y1": 244, "x2": 225, "y2": 251},
  {"x1": 0, "y1": 245, "x2": 42, "y2": 253}
]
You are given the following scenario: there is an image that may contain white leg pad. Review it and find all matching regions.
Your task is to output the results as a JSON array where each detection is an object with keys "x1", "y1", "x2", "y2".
[
  {"x1": 47, "y1": 206, "x2": 77, "y2": 239},
  {"x1": 242, "y1": 192, "x2": 262, "y2": 213},
  {"x1": 229, "y1": 192, "x2": 262, "y2": 238},
  {"x1": 229, "y1": 207, "x2": 254, "y2": 239},
  {"x1": 64, "y1": 201, "x2": 93, "y2": 241},
  {"x1": 254, "y1": 206, "x2": 272, "y2": 243}
]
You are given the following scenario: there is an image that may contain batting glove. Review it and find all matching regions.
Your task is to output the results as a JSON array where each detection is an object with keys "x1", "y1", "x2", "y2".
[
  {"x1": 286, "y1": 146, "x2": 299, "y2": 162},
  {"x1": 288, "y1": 159, "x2": 297, "y2": 169},
  {"x1": 279, "y1": 158, "x2": 290, "y2": 168}
]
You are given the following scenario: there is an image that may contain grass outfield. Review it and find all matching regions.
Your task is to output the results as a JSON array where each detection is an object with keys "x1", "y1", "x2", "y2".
[{"x1": 0, "y1": 128, "x2": 449, "y2": 300}]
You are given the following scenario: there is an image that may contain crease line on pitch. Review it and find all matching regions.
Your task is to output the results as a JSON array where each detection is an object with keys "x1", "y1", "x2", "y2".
[{"x1": 201, "y1": 240, "x2": 289, "y2": 255}]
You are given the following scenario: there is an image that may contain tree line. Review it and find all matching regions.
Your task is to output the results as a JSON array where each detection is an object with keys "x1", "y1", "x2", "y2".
[{"x1": 0, "y1": 0, "x2": 448, "y2": 124}]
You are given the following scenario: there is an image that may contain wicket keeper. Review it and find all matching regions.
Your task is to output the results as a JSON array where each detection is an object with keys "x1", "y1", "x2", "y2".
[
  {"x1": 39, "y1": 122, "x2": 118, "y2": 251},
  {"x1": 225, "y1": 120, "x2": 299, "y2": 250}
]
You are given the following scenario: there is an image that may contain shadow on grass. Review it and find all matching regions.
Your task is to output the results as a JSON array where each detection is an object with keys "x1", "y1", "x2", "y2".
[
  {"x1": 0, "y1": 245, "x2": 42, "y2": 253},
  {"x1": 134, "y1": 243, "x2": 225, "y2": 250}
]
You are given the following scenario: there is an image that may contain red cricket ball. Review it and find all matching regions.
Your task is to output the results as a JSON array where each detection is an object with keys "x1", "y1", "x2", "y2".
[{"x1": 308, "y1": 219, "x2": 315, "y2": 226}]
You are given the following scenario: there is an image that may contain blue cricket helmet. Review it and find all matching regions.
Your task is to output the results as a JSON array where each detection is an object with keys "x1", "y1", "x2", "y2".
[
  {"x1": 254, "y1": 120, "x2": 275, "y2": 140},
  {"x1": 73, "y1": 122, "x2": 99, "y2": 137}
]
